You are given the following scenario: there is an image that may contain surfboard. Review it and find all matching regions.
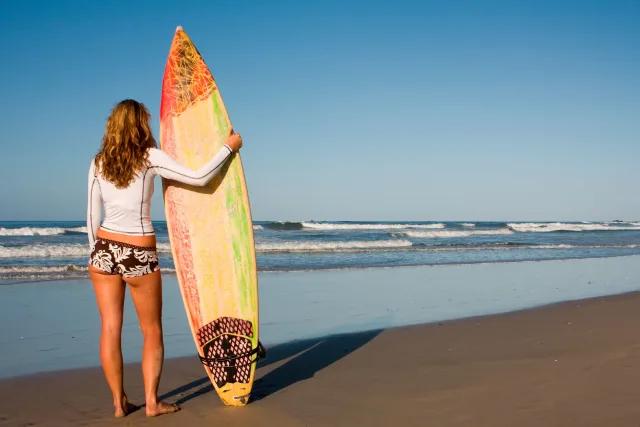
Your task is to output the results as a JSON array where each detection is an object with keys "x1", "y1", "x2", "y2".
[{"x1": 159, "y1": 26, "x2": 261, "y2": 406}]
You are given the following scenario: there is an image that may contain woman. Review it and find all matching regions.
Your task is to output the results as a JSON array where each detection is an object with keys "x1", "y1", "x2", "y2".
[{"x1": 87, "y1": 99, "x2": 242, "y2": 417}]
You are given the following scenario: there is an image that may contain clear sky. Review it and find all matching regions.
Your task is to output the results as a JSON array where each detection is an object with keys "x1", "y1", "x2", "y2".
[{"x1": 0, "y1": 0, "x2": 638, "y2": 222}]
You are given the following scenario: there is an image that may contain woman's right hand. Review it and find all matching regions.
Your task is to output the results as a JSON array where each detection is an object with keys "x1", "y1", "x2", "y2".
[{"x1": 226, "y1": 129, "x2": 243, "y2": 152}]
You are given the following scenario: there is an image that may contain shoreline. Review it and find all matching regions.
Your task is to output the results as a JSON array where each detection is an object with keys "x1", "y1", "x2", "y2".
[
  {"x1": 2, "y1": 251, "x2": 639, "y2": 285},
  {"x1": 6, "y1": 284, "x2": 640, "y2": 383},
  {"x1": 4, "y1": 288, "x2": 640, "y2": 425},
  {"x1": 2, "y1": 255, "x2": 640, "y2": 379}
]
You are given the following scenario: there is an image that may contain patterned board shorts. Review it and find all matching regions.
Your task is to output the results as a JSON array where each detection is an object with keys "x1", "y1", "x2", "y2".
[{"x1": 89, "y1": 237, "x2": 160, "y2": 278}]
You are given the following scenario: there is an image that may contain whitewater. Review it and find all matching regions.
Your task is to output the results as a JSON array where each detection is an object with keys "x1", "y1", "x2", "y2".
[{"x1": 1, "y1": 220, "x2": 639, "y2": 282}]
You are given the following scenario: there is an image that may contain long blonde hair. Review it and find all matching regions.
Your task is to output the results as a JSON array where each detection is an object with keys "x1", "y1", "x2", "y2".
[{"x1": 95, "y1": 99, "x2": 157, "y2": 188}]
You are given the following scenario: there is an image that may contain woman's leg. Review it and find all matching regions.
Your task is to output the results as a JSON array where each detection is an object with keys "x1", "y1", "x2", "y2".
[
  {"x1": 89, "y1": 267, "x2": 136, "y2": 417},
  {"x1": 125, "y1": 270, "x2": 180, "y2": 416}
]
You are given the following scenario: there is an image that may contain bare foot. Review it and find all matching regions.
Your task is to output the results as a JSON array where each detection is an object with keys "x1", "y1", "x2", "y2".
[
  {"x1": 114, "y1": 396, "x2": 138, "y2": 418},
  {"x1": 146, "y1": 401, "x2": 181, "y2": 417}
]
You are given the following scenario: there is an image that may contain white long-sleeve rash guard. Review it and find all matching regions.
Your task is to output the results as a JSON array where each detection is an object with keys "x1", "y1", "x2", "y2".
[{"x1": 87, "y1": 144, "x2": 233, "y2": 250}]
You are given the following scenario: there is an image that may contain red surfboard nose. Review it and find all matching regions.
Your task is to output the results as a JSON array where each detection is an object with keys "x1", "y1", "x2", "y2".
[{"x1": 160, "y1": 28, "x2": 216, "y2": 121}]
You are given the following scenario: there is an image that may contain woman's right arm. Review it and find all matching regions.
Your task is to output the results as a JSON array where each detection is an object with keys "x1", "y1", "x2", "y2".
[
  {"x1": 147, "y1": 144, "x2": 234, "y2": 186},
  {"x1": 86, "y1": 158, "x2": 102, "y2": 251}
]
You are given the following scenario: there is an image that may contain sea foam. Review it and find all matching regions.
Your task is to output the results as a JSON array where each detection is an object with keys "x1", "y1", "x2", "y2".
[
  {"x1": 0, "y1": 226, "x2": 87, "y2": 236},
  {"x1": 398, "y1": 229, "x2": 514, "y2": 238},
  {"x1": 256, "y1": 239, "x2": 413, "y2": 252},
  {"x1": 0, "y1": 242, "x2": 173, "y2": 258},
  {"x1": 507, "y1": 222, "x2": 640, "y2": 233},
  {"x1": 301, "y1": 222, "x2": 445, "y2": 230}
]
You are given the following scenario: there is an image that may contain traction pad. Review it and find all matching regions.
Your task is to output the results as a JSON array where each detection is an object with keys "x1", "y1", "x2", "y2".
[{"x1": 196, "y1": 317, "x2": 261, "y2": 387}]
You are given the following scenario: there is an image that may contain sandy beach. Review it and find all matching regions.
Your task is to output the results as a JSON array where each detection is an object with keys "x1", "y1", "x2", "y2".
[{"x1": 3, "y1": 258, "x2": 640, "y2": 426}]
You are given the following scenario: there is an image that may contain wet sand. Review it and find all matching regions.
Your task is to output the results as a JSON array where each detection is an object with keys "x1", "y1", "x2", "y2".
[
  {"x1": 4, "y1": 255, "x2": 640, "y2": 379},
  {"x1": 3, "y1": 288, "x2": 640, "y2": 426}
]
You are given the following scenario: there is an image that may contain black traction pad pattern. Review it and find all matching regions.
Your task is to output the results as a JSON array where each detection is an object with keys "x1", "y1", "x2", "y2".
[{"x1": 196, "y1": 317, "x2": 255, "y2": 387}]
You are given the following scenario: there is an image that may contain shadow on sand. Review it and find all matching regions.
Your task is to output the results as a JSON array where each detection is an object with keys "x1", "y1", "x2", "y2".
[{"x1": 160, "y1": 329, "x2": 382, "y2": 405}]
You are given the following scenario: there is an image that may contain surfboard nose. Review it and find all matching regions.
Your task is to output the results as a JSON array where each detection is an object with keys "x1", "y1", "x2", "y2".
[{"x1": 161, "y1": 26, "x2": 215, "y2": 120}]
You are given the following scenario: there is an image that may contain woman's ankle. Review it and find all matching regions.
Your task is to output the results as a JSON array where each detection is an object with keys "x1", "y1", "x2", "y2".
[{"x1": 113, "y1": 392, "x2": 128, "y2": 406}]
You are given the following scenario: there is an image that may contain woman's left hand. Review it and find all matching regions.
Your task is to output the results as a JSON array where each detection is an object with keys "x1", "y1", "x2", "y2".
[{"x1": 226, "y1": 129, "x2": 243, "y2": 152}]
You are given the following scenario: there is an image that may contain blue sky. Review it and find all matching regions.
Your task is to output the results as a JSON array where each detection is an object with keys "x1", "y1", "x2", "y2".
[{"x1": 0, "y1": 0, "x2": 638, "y2": 221}]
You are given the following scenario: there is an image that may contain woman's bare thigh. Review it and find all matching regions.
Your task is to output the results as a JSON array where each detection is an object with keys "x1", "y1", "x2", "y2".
[
  {"x1": 125, "y1": 270, "x2": 163, "y2": 332},
  {"x1": 89, "y1": 267, "x2": 126, "y2": 329}
]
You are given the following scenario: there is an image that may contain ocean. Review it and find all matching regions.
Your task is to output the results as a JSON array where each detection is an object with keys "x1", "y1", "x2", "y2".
[{"x1": 1, "y1": 220, "x2": 640, "y2": 284}]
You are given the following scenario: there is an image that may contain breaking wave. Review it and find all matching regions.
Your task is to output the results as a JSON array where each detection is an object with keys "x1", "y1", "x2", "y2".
[
  {"x1": 301, "y1": 222, "x2": 446, "y2": 231},
  {"x1": 256, "y1": 239, "x2": 413, "y2": 252},
  {"x1": 397, "y1": 229, "x2": 514, "y2": 238},
  {"x1": 0, "y1": 226, "x2": 87, "y2": 236},
  {"x1": 507, "y1": 222, "x2": 640, "y2": 233}
]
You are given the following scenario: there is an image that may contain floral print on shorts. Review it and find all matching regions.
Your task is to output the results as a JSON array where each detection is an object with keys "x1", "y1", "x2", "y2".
[{"x1": 89, "y1": 238, "x2": 160, "y2": 278}]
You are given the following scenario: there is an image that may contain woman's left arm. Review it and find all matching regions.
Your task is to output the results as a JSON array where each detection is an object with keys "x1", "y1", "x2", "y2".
[{"x1": 86, "y1": 158, "x2": 102, "y2": 251}]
